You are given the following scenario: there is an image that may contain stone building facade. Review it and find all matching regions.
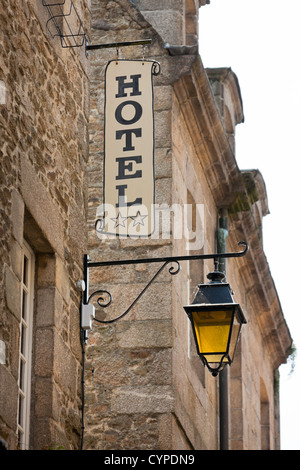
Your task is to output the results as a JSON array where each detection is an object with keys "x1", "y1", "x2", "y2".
[
  {"x1": 0, "y1": 0, "x2": 292, "y2": 451},
  {"x1": 0, "y1": 0, "x2": 90, "y2": 450},
  {"x1": 85, "y1": 0, "x2": 292, "y2": 451}
]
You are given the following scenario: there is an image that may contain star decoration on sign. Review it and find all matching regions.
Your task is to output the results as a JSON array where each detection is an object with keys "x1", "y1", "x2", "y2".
[
  {"x1": 110, "y1": 211, "x2": 127, "y2": 228},
  {"x1": 130, "y1": 211, "x2": 148, "y2": 227}
]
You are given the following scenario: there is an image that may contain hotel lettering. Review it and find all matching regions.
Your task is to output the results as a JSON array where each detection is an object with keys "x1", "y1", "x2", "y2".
[{"x1": 102, "y1": 59, "x2": 159, "y2": 237}]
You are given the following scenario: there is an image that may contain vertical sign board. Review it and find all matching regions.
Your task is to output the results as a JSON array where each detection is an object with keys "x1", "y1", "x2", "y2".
[{"x1": 100, "y1": 59, "x2": 160, "y2": 238}]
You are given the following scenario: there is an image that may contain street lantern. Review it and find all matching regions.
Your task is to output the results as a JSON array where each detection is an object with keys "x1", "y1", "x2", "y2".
[
  {"x1": 184, "y1": 270, "x2": 247, "y2": 376},
  {"x1": 81, "y1": 242, "x2": 248, "y2": 374},
  {"x1": 79, "y1": 242, "x2": 248, "y2": 449}
]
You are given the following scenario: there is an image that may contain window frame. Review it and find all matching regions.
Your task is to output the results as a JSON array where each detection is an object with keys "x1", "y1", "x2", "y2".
[{"x1": 17, "y1": 241, "x2": 35, "y2": 450}]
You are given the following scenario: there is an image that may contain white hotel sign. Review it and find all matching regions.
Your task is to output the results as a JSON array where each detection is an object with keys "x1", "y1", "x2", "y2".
[{"x1": 100, "y1": 59, "x2": 160, "y2": 237}]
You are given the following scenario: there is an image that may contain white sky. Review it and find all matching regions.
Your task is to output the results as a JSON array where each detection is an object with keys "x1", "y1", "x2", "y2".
[{"x1": 198, "y1": 0, "x2": 300, "y2": 450}]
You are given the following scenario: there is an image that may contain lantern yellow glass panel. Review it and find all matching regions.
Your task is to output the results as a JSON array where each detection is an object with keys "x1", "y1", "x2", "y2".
[
  {"x1": 183, "y1": 273, "x2": 247, "y2": 376},
  {"x1": 192, "y1": 310, "x2": 232, "y2": 364}
]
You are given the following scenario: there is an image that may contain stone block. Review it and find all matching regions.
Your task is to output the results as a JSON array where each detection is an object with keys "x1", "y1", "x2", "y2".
[
  {"x1": 155, "y1": 110, "x2": 172, "y2": 148},
  {"x1": 230, "y1": 377, "x2": 243, "y2": 408},
  {"x1": 31, "y1": 418, "x2": 52, "y2": 451},
  {"x1": 53, "y1": 332, "x2": 77, "y2": 397},
  {"x1": 68, "y1": 202, "x2": 87, "y2": 265},
  {"x1": 93, "y1": 278, "x2": 172, "y2": 323},
  {"x1": 5, "y1": 265, "x2": 21, "y2": 321},
  {"x1": 231, "y1": 407, "x2": 244, "y2": 440},
  {"x1": 135, "y1": 0, "x2": 183, "y2": 11},
  {"x1": 141, "y1": 11, "x2": 184, "y2": 45},
  {"x1": 155, "y1": 177, "x2": 172, "y2": 205},
  {"x1": 55, "y1": 256, "x2": 70, "y2": 304},
  {"x1": 69, "y1": 300, "x2": 82, "y2": 362},
  {"x1": 132, "y1": 283, "x2": 172, "y2": 321},
  {"x1": 10, "y1": 239, "x2": 22, "y2": 281},
  {"x1": 111, "y1": 385, "x2": 174, "y2": 414},
  {"x1": 34, "y1": 377, "x2": 54, "y2": 418},
  {"x1": 11, "y1": 189, "x2": 24, "y2": 245},
  {"x1": 36, "y1": 287, "x2": 63, "y2": 330},
  {"x1": 0, "y1": 366, "x2": 18, "y2": 428},
  {"x1": 154, "y1": 86, "x2": 172, "y2": 112},
  {"x1": 158, "y1": 413, "x2": 173, "y2": 450},
  {"x1": 116, "y1": 319, "x2": 172, "y2": 349},
  {"x1": 154, "y1": 147, "x2": 172, "y2": 179},
  {"x1": 37, "y1": 254, "x2": 56, "y2": 288},
  {"x1": 35, "y1": 328, "x2": 54, "y2": 378},
  {"x1": 20, "y1": 157, "x2": 64, "y2": 259}
]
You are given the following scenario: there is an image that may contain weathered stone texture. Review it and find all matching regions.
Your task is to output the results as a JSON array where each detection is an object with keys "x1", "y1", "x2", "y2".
[
  {"x1": 0, "y1": 0, "x2": 89, "y2": 449},
  {"x1": 85, "y1": 0, "x2": 291, "y2": 452},
  {"x1": 0, "y1": 0, "x2": 291, "y2": 452},
  {"x1": 85, "y1": 0, "x2": 178, "y2": 450}
]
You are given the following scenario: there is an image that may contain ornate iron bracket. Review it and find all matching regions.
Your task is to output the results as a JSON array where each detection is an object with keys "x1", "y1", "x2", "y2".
[
  {"x1": 85, "y1": 39, "x2": 152, "y2": 57},
  {"x1": 42, "y1": 1, "x2": 152, "y2": 53},
  {"x1": 80, "y1": 242, "x2": 248, "y2": 333}
]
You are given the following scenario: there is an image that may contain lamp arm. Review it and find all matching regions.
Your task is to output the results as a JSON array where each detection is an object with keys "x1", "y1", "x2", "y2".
[
  {"x1": 81, "y1": 241, "x2": 248, "y2": 324},
  {"x1": 86, "y1": 241, "x2": 248, "y2": 269}
]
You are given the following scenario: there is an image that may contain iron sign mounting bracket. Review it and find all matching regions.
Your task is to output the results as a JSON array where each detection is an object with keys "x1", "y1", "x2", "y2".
[
  {"x1": 41, "y1": 1, "x2": 152, "y2": 54},
  {"x1": 85, "y1": 38, "x2": 152, "y2": 57}
]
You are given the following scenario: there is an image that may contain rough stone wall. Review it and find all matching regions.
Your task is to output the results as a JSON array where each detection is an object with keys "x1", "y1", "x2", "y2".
[
  {"x1": 0, "y1": 0, "x2": 89, "y2": 449},
  {"x1": 85, "y1": 0, "x2": 220, "y2": 450},
  {"x1": 172, "y1": 60, "x2": 287, "y2": 450},
  {"x1": 134, "y1": 0, "x2": 204, "y2": 46},
  {"x1": 0, "y1": 0, "x2": 289, "y2": 452},
  {"x1": 171, "y1": 91, "x2": 220, "y2": 449},
  {"x1": 86, "y1": 0, "x2": 290, "y2": 451},
  {"x1": 225, "y1": 243, "x2": 280, "y2": 450},
  {"x1": 134, "y1": 0, "x2": 186, "y2": 45},
  {"x1": 85, "y1": 0, "x2": 176, "y2": 450}
]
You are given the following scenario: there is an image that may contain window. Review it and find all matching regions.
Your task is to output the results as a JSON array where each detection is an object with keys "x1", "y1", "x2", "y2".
[
  {"x1": 260, "y1": 379, "x2": 270, "y2": 450},
  {"x1": 17, "y1": 241, "x2": 35, "y2": 450}
]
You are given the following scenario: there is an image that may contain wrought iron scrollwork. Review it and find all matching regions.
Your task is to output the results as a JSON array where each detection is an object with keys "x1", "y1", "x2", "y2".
[
  {"x1": 201, "y1": 355, "x2": 228, "y2": 377},
  {"x1": 151, "y1": 60, "x2": 161, "y2": 76},
  {"x1": 168, "y1": 260, "x2": 181, "y2": 276},
  {"x1": 91, "y1": 260, "x2": 181, "y2": 324},
  {"x1": 88, "y1": 290, "x2": 112, "y2": 309},
  {"x1": 82, "y1": 241, "x2": 248, "y2": 327}
]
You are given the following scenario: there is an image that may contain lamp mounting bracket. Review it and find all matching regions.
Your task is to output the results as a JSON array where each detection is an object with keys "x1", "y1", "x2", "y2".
[{"x1": 80, "y1": 242, "x2": 248, "y2": 338}]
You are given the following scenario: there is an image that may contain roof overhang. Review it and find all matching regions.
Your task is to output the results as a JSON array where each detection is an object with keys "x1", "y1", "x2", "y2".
[{"x1": 173, "y1": 56, "x2": 292, "y2": 369}]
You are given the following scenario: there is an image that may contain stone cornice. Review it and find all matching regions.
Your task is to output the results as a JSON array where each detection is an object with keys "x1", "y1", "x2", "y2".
[
  {"x1": 229, "y1": 212, "x2": 292, "y2": 370},
  {"x1": 173, "y1": 54, "x2": 292, "y2": 369},
  {"x1": 173, "y1": 56, "x2": 243, "y2": 208},
  {"x1": 198, "y1": 0, "x2": 210, "y2": 6},
  {"x1": 206, "y1": 67, "x2": 244, "y2": 128}
]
